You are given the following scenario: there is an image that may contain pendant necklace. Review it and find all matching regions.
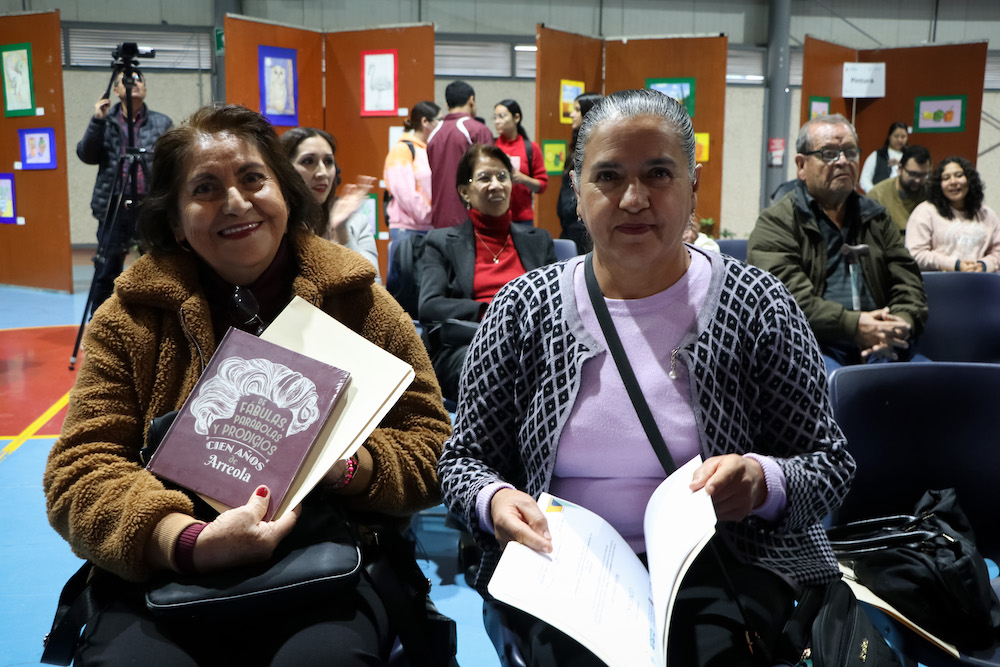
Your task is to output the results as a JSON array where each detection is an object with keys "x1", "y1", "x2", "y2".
[{"x1": 475, "y1": 230, "x2": 510, "y2": 264}]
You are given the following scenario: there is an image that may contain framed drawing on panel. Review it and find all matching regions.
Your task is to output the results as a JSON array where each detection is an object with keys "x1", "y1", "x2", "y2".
[
  {"x1": 361, "y1": 50, "x2": 398, "y2": 117},
  {"x1": 646, "y1": 77, "x2": 695, "y2": 118},
  {"x1": 914, "y1": 95, "x2": 966, "y2": 133},
  {"x1": 2, "y1": 43, "x2": 35, "y2": 117},
  {"x1": 0, "y1": 173, "x2": 17, "y2": 223},
  {"x1": 258, "y1": 45, "x2": 298, "y2": 126},
  {"x1": 19, "y1": 127, "x2": 56, "y2": 170}
]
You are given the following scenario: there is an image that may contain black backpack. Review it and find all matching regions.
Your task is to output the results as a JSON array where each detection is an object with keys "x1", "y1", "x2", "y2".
[{"x1": 383, "y1": 140, "x2": 415, "y2": 227}]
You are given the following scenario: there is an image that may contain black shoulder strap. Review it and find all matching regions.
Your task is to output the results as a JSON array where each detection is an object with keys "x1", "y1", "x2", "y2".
[
  {"x1": 41, "y1": 563, "x2": 99, "y2": 666},
  {"x1": 583, "y1": 253, "x2": 676, "y2": 475},
  {"x1": 584, "y1": 253, "x2": 768, "y2": 656},
  {"x1": 523, "y1": 138, "x2": 533, "y2": 172},
  {"x1": 402, "y1": 139, "x2": 416, "y2": 160}
]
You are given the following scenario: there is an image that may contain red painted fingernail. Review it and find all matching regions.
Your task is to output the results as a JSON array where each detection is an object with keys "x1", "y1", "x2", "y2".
[{"x1": 256, "y1": 486, "x2": 268, "y2": 497}]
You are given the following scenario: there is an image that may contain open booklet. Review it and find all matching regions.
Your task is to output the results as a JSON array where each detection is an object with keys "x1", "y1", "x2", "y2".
[{"x1": 487, "y1": 456, "x2": 716, "y2": 667}]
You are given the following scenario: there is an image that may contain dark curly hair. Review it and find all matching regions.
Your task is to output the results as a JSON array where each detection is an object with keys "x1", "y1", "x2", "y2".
[
  {"x1": 928, "y1": 155, "x2": 985, "y2": 220},
  {"x1": 138, "y1": 104, "x2": 323, "y2": 253}
]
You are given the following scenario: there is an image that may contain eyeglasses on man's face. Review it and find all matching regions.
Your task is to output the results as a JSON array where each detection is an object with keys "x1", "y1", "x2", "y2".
[
  {"x1": 902, "y1": 168, "x2": 931, "y2": 181},
  {"x1": 802, "y1": 146, "x2": 861, "y2": 163},
  {"x1": 471, "y1": 170, "x2": 510, "y2": 185}
]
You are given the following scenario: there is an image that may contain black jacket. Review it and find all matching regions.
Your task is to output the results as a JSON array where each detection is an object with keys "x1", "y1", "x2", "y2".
[
  {"x1": 76, "y1": 103, "x2": 173, "y2": 219},
  {"x1": 418, "y1": 219, "x2": 557, "y2": 324}
]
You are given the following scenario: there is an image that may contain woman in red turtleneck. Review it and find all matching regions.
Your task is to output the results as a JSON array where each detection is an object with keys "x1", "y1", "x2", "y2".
[
  {"x1": 418, "y1": 144, "x2": 557, "y2": 400},
  {"x1": 493, "y1": 99, "x2": 548, "y2": 224}
]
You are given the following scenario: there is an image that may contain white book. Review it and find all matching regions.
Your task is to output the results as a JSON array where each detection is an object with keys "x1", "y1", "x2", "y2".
[
  {"x1": 199, "y1": 296, "x2": 415, "y2": 520},
  {"x1": 487, "y1": 456, "x2": 716, "y2": 667}
]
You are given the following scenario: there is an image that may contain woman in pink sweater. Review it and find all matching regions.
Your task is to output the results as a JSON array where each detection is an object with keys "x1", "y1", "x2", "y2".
[
  {"x1": 383, "y1": 101, "x2": 439, "y2": 238},
  {"x1": 906, "y1": 156, "x2": 1000, "y2": 272}
]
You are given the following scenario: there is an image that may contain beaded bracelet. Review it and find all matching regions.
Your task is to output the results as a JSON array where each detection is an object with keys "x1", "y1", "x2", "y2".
[{"x1": 331, "y1": 456, "x2": 357, "y2": 490}]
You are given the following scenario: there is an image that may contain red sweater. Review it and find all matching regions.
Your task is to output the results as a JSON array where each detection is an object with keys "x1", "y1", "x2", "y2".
[
  {"x1": 495, "y1": 134, "x2": 548, "y2": 223},
  {"x1": 470, "y1": 208, "x2": 524, "y2": 306}
]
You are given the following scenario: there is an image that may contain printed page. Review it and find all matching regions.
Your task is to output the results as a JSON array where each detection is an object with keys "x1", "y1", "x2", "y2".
[
  {"x1": 488, "y1": 493, "x2": 658, "y2": 667},
  {"x1": 643, "y1": 455, "x2": 717, "y2": 663}
]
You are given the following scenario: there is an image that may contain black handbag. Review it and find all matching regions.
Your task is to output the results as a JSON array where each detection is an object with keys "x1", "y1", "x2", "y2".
[
  {"x1": 778, "y1": 580, "x2": 903, "y2": 667},
  {"x1": 140, "y1": 409, "x2": 364, "y2": 618},
  {"x1": 827, "y1": 488, "x2": 1000, "y2": 653},
  {"x1": 145, "y1": 498, "x2": 362, "y2": 618}
]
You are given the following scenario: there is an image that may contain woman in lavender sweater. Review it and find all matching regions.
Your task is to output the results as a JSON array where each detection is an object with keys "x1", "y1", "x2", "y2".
[{"x1": 438, "y1": 89, "x2": 856, "y2": 666}]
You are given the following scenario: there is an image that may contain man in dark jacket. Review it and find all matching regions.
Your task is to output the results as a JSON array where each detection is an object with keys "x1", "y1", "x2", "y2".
[
  {"x1": 77, "y1": 68, "x2": 172, "y2": 317},
  {"x1": 747, "y1": 114, "x2": 928, "y2": 371}
]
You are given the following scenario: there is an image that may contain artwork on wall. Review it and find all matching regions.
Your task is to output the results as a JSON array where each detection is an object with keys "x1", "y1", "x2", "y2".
[
  {"x1": 258, "y1": 45, "x2": 298, "y2": 126},
  {"x1": 0, "y1": 173, "x2": 16, "y2": 224},
  {"x1": 361, "y1": 50, "x2": 398, "y2": 117},
  {"x1": 809, "y1": 96, "x2": 831, "y2": 119},
  {"x1": 542, "y1": 140, "x2": 568, "y2": 174},
  {"x1": 560, "y1": 79, "x2": 584, "y2": 124},
  {"x1": 695, "y1": 133, "x2": 710, "y2": 162},
  {"x1": 914, "y1": 95, "x2": 966, "y2": 133},
  {"x1": 18, "y1": 127, "x2": 56, "y2": 170},
  {"x1": 646, "y1": 77, "x2": 695, "y2": 118},
  {"x1": 1, "y1": 43, "x2": 35, "y2": 117}
]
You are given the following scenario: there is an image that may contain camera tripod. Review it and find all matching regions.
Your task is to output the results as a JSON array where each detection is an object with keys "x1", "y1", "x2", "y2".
[{"x1": 69, "y1": 46, "x2": 152, "y2": 370}]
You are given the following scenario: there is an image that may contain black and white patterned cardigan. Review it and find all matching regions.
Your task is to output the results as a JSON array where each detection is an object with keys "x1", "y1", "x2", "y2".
[{"x1": 438, "y1": 250, "x2": 856, "y2": 595}]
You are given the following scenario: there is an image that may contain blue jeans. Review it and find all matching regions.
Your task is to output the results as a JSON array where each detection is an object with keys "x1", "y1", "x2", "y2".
[{"x1": 821, "y1": 340, "x2": 932, "y2": 374}]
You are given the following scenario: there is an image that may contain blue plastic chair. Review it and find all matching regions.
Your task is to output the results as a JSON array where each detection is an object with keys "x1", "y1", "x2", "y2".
[
  {"x1": 716, "y1": 238, "x2": 747, "y2": 262},
  {"x1": 828, "y1": 362, "x2": 1000, "y2": 666},
  {"x1": 918, "y1": 272, "x2": 1000, "y2": 362},
  {"x1": 552, "y1": 238, "x2": 579, "y2": 262}
]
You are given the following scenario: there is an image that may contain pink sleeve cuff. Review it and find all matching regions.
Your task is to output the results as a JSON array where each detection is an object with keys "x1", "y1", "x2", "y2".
[
  {"x1": 743, "y1": 453, "x2": 787, "y2": 522},
  {"x1": 476, "y1": 481, "x2": 516, "y2": 534}
]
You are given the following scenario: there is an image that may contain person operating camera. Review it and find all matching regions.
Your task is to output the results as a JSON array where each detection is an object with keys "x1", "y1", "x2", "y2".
[{"x1": 77, "y1": 67, "x2": 172, "y2": 318}]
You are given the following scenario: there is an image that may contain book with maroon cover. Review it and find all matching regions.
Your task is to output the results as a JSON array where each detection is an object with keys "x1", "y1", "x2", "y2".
[{"x1": 146, "y1": 327, "x2": 351, "y2": 521}]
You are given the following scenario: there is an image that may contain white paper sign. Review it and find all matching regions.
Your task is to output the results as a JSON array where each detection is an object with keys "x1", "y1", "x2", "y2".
[{"x1": 843, "y1": 62, "x2": 885, "y2": 98}]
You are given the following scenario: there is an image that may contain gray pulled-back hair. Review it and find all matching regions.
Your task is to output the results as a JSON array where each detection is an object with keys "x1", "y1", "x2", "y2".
[
  {"x1": 795, "y1": 113, "x2": 859, "y2": 154},
  {"x1": 573, "y1": 88, "x2": 697, "y2": 182}
]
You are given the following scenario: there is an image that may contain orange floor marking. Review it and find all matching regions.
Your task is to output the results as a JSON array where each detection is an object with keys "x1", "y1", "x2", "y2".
[{"x1": 0, "y1": 326, "x2": 81, "y2": 438}]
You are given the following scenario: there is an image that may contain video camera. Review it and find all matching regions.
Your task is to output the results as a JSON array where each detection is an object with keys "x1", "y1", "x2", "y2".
[{"x1": 112, "y1": 42, "x2": 155, "y2": 66}]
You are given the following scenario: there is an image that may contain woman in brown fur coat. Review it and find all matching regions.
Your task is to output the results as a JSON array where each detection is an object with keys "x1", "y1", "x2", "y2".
[{"x1": 44, "y1": 104, "x2": 451, "y2": 665}]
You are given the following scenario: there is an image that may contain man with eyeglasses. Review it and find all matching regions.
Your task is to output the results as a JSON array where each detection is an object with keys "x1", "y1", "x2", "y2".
[
  {"x1": 747, "y1": 114, "x2": 927, "y2": 371},
  {"x1": 867, "y1": 144, "x2": 932, "y2": 233},
  {"x1": 77, "y1": 68, "x2": 173, "y2": 317}
]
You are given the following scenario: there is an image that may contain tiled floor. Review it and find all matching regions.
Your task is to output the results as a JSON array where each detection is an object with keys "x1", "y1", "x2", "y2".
[{"x1": 0, "y1": 255, "x2": 499, "y2": 667}]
